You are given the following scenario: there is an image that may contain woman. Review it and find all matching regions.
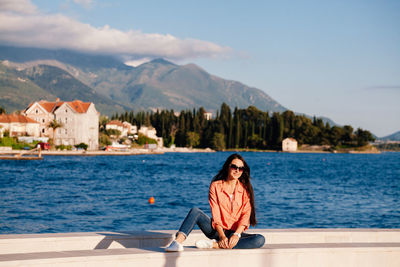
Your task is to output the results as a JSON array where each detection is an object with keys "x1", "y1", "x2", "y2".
[{"x1": 165, "y1": 153, "x2": 265, "y2": 251}]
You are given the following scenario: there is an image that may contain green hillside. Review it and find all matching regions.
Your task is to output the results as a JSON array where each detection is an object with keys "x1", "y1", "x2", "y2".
[
  {"x1": 0, "y1": 61, "x2": 128, "y2": 115},
  {"x1": 22, "y1": 64, "x2": 127, "y2": 115},
  {"x1": 380, "y1": 131, "x2": 400, "y2": 141},
  {"x1": 0, "y1": 63, "x2": 57, "y2": 111}
]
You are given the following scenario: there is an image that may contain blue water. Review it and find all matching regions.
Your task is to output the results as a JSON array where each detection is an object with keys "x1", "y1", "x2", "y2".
[{"x1": 0, "y1": 152, "x2": 399, "y2": 234}]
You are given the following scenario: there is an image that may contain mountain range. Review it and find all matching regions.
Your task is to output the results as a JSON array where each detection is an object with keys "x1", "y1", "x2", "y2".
[
  {"x1": 379, "y1": 131, "x2": 400, "y2": 142},
  {"x1": 2, "y1": 46, "x2": 397, "y2": 138},
  {"x1": 0, "y1": 46, "x2": 285, "y2": 117}
]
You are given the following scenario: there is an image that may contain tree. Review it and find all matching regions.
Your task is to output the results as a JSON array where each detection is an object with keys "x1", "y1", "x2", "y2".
[
  {"x1": 186, "y1": 131, "x2": 200, "y2": 148},
  {"x1": 75, "y1": 143, "x2": 88, "y2": 150},
  {"x1": 99, "y1": 115, "x2": 110, "y2": 132},
  {"x1": 328, "y1": 126, "x2": 344, "y2": 146},
  {"x1": 109, "y1": 104, "x2": 374, "y2": 150},
  {"x1": 137, "y1": 134, "x2": 157, "y2": 145},
  {"x1": 175, "y1": 112, "x2": 187, "y2": 146},
  {"x1": 342, "y1": 125, "x2": 354, "y2": 145},
  {"x1": 106, "y1": 129, "x2": 122, "y2": 137},
  {"x1": 211, "y1": 133, "x2": 226, "y2": 151},
  {"x1": 234, "y1": 110, "x2": 241, "y2": 148},
  {"x1": 0, "y1": 105, "x2": 5, "y2": 114},
  {"x1": 48, "y1": 119, "x2": 63, "y2": 145},
  {"x1": 355, "y1": 128, "x2": 375, "y2": 146},
  {"x1": 263, "y1": 113, "x2": 271, "y2": 145},
  {"x1": 271, "y1": 113, "x2": 283, "y2": 149},
  {"x1": 247, "y1": 134, "x2": 264, "y2": 148},
  {"x1": 243, "y1": 121, "x2": 248, "y2": 148},
  {"x1": 227, "y1": 117, "x2": 233, "y2": 148},
  {"x1": 99, "y1": 133, "x2": 112, "y2": 146}
]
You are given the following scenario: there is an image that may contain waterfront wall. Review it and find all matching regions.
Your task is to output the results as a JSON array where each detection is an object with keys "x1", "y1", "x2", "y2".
[{"x1": 0, "y1": 229, "x2": 399, "y2": 266}]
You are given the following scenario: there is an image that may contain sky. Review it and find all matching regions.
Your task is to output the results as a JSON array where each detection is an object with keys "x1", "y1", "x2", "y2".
[{"x1": 0, "y1": 0, "x2": 399, "y2": 137}]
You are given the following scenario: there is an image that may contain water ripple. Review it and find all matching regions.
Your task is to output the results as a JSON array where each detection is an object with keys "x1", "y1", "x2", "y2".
[{"x1": 0, "y1": 152, "x2": 399, "y2": 233}]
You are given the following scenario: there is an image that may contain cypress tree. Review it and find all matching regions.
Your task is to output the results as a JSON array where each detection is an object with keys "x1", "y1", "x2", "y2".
[
  {"x1": 243, "y1": 121, "x2": 248, "y2": 148},
  {"x1": 228, "y1": 117, "x2": 233, "y2": 148},
  {"x1": 234, "y1": 111, "x2": 240, "y2": 148}
]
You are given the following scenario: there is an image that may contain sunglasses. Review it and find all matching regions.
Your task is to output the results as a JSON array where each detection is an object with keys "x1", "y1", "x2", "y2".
[{"x1": 230, "y1": 164, "x2": 245, "y2": 172}]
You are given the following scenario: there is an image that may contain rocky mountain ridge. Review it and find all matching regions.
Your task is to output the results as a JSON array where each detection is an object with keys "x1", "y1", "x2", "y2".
[{"x1": 0, "y1": 46, "x2": 286, "y2": 115}]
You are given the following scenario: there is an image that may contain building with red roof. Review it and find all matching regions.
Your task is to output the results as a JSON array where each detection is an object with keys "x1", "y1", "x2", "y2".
[
  {"x1": 0, "y1": 114, "x2": 40, "y2": 137},
  {"x1": 24, "y1": 99, "x2": 99, "y2": 150}
]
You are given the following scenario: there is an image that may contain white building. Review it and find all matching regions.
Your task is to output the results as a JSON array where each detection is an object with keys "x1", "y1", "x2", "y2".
[
  {"x1": 106, "y1": 120, "x2": 137, "y2": 137},
  {"x1": 138, "y1": 126, "x2": 157, "y2": 139},
  {"x1": 123, "y1": 121, "x2": 137, "y2": 135},
  {"x1": 106, "y1": 120, "x2": 124, "y2": 136},
  {"x1": 24, "y1": 99, "x2": 99, "y2": 150},
  {"x1": 204, "y1": 112, "x2": 212, "y2": 120},
  {"x1": 282, "y1": 138, "x2": 298, "y2": 152},
  {"x1": 139, "y1": 126, "x2": 163, "y2": 148},
  {"x1": 0, "y1": 114, "x2": 39, "y2": 137}
]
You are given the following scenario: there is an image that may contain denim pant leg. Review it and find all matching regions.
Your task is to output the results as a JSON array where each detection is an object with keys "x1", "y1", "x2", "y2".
[
  {"x1": 177, "y1": 207, "x2": 218, "y2": 240},
  {"x1": 231, "y1": 233, "x2": 265, "y2": 249}
]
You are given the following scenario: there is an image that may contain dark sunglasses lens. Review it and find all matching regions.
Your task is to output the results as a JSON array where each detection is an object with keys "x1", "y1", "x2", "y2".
[{"x1": 230, "y1": 164, "x2": 244, "y2": 171}]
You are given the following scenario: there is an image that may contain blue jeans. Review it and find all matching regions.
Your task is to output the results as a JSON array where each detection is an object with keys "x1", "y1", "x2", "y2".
[{"x1": 177, "y1": 207, "x2": 265, "y2": 249}]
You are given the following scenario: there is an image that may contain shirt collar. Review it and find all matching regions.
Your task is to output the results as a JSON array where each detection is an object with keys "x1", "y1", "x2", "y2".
[{"x1": 218, "y1": 179, "x2": 244, "y2": 193}]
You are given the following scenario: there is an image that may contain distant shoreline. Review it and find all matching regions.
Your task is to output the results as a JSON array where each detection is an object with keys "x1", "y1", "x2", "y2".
[
  {"x1": 0, "y1": 147, "x2": 215, "y2": 156},
  {"x1": 0, "y1": 147, "x2": 391, "y2": 157},
  {"x1": 224, "y1": 148, "x2": 381, "y2": 154}
]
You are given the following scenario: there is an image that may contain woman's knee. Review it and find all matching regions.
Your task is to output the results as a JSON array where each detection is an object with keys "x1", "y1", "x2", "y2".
[
  {"x1": 189, "y1": 207, "x2": 202, "y2": 215},
  {"x1": 254, "y1": 234, "x2": 265, "y2": 248},
  {"x1": 190, "y1": 207, "x2": 200, "y2": 212}
]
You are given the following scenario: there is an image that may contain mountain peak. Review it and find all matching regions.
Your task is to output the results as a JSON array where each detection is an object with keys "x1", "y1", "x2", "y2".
[
  {"x1": 149, "y1": 58, "x2": 176, "y2": 66},
  {"x1": 0, "y1": 46, "x2": 287, "y2": 116}
]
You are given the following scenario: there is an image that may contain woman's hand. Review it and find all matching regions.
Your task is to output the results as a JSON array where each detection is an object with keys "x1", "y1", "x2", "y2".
[
  {"x1": 218, "y1": 236, "x2": 229, "y2": 249},
  {"x1": 228, "y1": 234, "x2": 240, "y2": 249}
]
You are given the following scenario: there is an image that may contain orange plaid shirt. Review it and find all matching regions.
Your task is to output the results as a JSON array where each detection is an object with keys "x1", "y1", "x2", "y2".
[{"x1": 209, "y1": 180, "x2": 252, "y2": 231}]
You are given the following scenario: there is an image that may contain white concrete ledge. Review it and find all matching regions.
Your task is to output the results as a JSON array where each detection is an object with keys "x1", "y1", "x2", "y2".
[
  {"x1": 1, "y1": 229, "x2": 399, "y2": 254},
  {"x1": 1, "y1": 229, "x2": 399, "y2": 267},
  {"x1": 0, "y1": 231, "x2": 175, "y2": 255}
]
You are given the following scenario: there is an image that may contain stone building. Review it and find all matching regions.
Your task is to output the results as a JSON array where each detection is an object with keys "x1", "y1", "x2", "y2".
[
  {"x1": 24, "y1": 99, "x2": 99, "y2": 150},
  {"x1": 106, "y1": 120, "x2": 137, "y2": 137},
  {"x1": 282, "y1": 138, "x2": 298, "y2": 152},
  {"x1": 139, "y1": 126, "x2": 163, "y2": 148},
  {"x1": 105, "y1": 120, "x2": 124, "y2": 136},
  {"x1": 0, "y1": 114, "x2": 39, "y2": 137}
]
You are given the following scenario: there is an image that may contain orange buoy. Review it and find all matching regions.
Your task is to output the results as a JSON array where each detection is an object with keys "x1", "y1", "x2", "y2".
[{"x1": 148, "y1": 196, "x2": 155, "y2": 204}]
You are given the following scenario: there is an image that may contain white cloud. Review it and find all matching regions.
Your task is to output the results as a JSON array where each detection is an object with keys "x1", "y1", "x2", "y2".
[
  {"x1": 0, "y1": 0, "x2": 37, "y2": 14},
  {"x1": 124, "y1": 58, "x2": 152, "y2": 67},
  {"x1": 0, "y1": 0, "x2": 232, "y2": 60}
]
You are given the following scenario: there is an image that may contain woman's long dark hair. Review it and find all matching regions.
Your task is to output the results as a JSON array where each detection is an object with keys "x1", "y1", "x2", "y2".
[{"x1": 212, "y1": 153, "x2": 257, "y2": 226}]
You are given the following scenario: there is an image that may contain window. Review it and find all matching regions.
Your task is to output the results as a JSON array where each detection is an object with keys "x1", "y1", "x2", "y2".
[
  {"x1": 65, "y1": 109, "x2": 68, "y2": 113},
  {"x1": 42, "y1": 128, "x2": 45, "y2": 133},
  {"x1": 42, "y1": 119, "x2": 45, "y2": 123},
  {"x1": 65, "y1": 117, "x2": 68, "y2": 123},
  {"x1": 35, "y1": 109, "x2": 38, "y2": 114},
  {"x1": 65, "y1": 129, "x2": 67, "y2": 134}
]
